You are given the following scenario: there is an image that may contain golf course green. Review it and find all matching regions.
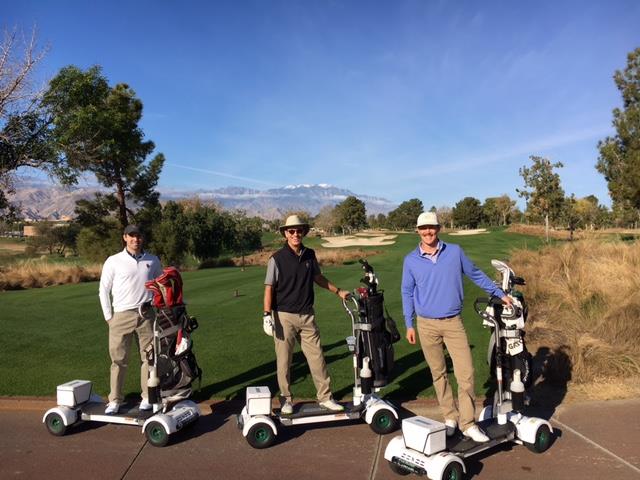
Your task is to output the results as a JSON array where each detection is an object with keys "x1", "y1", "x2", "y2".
[{"x1": 0, "y1": 229, "x2": 543, "y2": 401}]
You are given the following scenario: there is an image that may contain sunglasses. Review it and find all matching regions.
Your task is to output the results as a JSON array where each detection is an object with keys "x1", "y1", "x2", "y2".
[{"x1": 286, "y1": 228, "x2": 305, "y2": 235}]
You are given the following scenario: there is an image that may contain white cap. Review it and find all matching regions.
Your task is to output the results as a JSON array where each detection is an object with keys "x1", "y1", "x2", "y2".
[{"x1": 416, "y1": 212, "x2": 440, "y2": 227}]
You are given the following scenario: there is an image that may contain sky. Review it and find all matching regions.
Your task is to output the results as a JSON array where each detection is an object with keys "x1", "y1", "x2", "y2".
[{"x1": 5, "y1": 0, "x2": 640, "y2": 209}]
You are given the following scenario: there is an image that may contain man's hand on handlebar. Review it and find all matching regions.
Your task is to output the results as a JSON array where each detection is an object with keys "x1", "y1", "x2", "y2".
[{"x1": 337, "y1": 288, "x2": 351, "y2": 300}]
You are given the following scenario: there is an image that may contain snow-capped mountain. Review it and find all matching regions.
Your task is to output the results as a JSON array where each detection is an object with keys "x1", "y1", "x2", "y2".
[{"x1": 10, "y1": 180, "x2": 397, "y2": 221}]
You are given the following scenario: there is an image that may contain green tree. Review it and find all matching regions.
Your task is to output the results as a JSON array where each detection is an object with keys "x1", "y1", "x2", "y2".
[
  {"x1": 231, "y1": 213, "x2": 263, "y2": 269},
  {"x1": 76, "y1": 223, "x2": 122, "y2": 263},
  {"x1": 387, "y1": 198, "x2": 424, "y2": 230},
  {"x1": 562, "y1": 195, "x2": 581, "y2": 241},
  {"x1": 517, "y1": 156, "x2": 565, "y2": 241},
  {"x1": 483, "y1": 194, "x2": 517, "y2": 226},
  {"x1": 596, "y1": 47, "x2": 640, "y2": 227},
  {"x1": 453, "y1": 197, "x2": 483, "y2": 229},
  {"x1": 482, "y1": 197, "x2": 500, "y2": 226},
  {"x1": 42, "y1": 65, "x2": 164, "y2": 229},
  {"x1": 151, "y1": 201, "x2": 189, "y2": 266},
  {"x1": 335, "y1": 196, "x2": 367, "y2": 233},
  {"x1": 185, "y1": 202, "x2": 226, "y2": 262}
]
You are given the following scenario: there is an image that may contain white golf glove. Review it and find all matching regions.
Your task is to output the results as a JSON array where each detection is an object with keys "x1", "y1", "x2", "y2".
[{"x1": 263, "y1": 313, "x2": 274, "y2": 337}]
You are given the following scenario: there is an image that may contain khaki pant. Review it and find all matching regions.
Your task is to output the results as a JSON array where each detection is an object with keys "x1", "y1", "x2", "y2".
[
  {"x1": 108, "y1": 309, "x2": 154, "y2": 404},
  {"x1": 417, "y1": 315, "x2": 476, "y2": 430},
  {"x1": 273, "y1": 311, "x2": 332, "y2": 403}
]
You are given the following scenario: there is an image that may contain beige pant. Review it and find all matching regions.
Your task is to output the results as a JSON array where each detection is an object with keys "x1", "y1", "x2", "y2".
[
  {"x1": 273, "y1": 311, "x2": 332, "y2": 403},
  {"x1": 108, "y1": 309, "x2": 154, "y2": 404},
  {"x1": 417, "y1": 315, "x2": 476, "y2": 430}
]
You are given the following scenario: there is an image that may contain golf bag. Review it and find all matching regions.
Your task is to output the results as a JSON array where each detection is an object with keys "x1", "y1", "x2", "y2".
[
  {"x1": 145, "y1": 267, "x2": 202, "y2": 400},
  {"x1": 353, "y1": 260, "x2": 401, "y2": 388},
  {"x1": 475, "y1": 260, "x2": 533, "y2": 390}
]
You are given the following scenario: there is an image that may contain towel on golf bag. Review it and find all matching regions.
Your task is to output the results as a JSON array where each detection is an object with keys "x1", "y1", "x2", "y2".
[
  {"x1": 145, "y1": 267, "x2": 202, "y2": 396},
  {"x1": 356, "y1": 292, "x2": 398, "y2": 388}
]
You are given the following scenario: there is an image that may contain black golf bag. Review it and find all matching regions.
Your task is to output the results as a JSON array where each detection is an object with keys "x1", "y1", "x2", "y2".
[
  {"x1": 353, "y1": 260, "x2": 401, "y2": 388},
  {"x1": 145, "y1": 267, "x2": 202, "y2": 401}
]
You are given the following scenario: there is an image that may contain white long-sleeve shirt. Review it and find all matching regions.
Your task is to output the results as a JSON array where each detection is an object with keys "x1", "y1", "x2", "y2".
[{"x1": 99, "y1": 249, "x2": 163, "y2": 321}]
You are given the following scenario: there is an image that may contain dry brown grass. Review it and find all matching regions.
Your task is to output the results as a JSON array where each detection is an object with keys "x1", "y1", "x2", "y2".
[
  {"x1": 507, "y1": 223, "x2": 640, "y2": 240},
  {"x1": 0, "y1": 259, "x2": 102, "y2": 290},
  {"x1": 232, "y1": 248, "x2": 383, "y2": 267},
  {"x1": 507, "y1": 223, "x2": 586, "y2": 240},
  {"x1": 510, "y1": 239, "x2": 640, "y2": 385}
]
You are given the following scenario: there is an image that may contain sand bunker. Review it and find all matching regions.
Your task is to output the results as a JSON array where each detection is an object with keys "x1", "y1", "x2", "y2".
[
  {"x1": 321, "y1": 233, "x2": 398, "y2": 248},
  {"x1": 449, "y1": 228, "x2": 489, "y2": 236}
]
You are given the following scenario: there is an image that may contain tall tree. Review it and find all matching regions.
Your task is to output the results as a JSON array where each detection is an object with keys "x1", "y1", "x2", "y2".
[
  {"x1": 387, "y1": 198, "x2": 424, "y2": 230},
  {"x1": 453, "y1": 196, "x2": 483, "y2": 229},
  {"x1": 596, "y1": 47, "x2": 640, "y2": 227},
  {"x1": 335, "y1": 195, "x2": 367, "y2": 233},
  {"x1": 0, "y1": 27, "x2": 64, "y2": 219},
  {"x1": 517, "y1": 156, "x2": 565, "y2": 241},
  {"x1": 42, "y1": 65, "x2": 164, "y2": 228},
  {"x1": 314, "y1": 205, "x2": 338, "y2": 234},
  {"x1": 436, "y1": 206, "x2": 453, "y2": 229},
  {"x1": 495, "y1": 194, "x2": 516, "y2": 226}
]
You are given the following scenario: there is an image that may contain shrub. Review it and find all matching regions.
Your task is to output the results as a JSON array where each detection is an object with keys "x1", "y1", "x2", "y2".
[
  {"x1": 0, "y1": 259, "x2": 102, "y2": 290},
  {"x1": 510, "y1": 239, "x2": 640, "y2": 384}
]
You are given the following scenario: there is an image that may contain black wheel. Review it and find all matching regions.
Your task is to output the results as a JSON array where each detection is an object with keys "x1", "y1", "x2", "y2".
[
  {"x1": 526, "y1": 424, "x2": 552, "y2": 453},
  {"x1": 388, "y1": 461, "x2": 411, "y2": 476},
  {"x1": 246, "y1": 422, "x2": 275, "y2": 449},
  {"x1": 45, "y1": 412, "x2": 67, "y2": 436},
  {"x1": 442, "y1": 461, "x2": 464, "y2": 480},
  {"x1": 145, "y1": 421, "x2": 170, "y2": 447},
  {"x1": 370, "y1": 409, "x2": 399, "y2": 435}
]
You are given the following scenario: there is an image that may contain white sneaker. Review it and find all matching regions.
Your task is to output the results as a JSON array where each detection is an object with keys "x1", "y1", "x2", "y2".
[
  {"x1": 281, "y1": 401, "x2": 293, "y2": 415},
  {"x1": 319, "y1": 399, "x2": 344, "y2": 412},
  {"x1": 105, "y1": 402, "x2": 120, "y2": 414},
  {"x1": 463, "y1": 425, "x2": 490, "y2": 443},
  {"x1": 139, "y1": 399, "x2": 152, "y2": 411},
  {"x1": 445, "y1": 419, "x2": 457, "y2": 437}
]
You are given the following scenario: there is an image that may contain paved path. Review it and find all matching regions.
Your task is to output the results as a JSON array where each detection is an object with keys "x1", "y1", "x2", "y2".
[{"x1": 1, "y1": 398, "x2": 639, "y2": 479}]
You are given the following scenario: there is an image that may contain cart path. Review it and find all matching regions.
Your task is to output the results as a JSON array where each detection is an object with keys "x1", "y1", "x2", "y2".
[
  {"x1": 2, "y1": 397, "x2": 640, "y2": 479},
  {"x1": 550, "y1": 417, "x2": 640, "y2": 476}
]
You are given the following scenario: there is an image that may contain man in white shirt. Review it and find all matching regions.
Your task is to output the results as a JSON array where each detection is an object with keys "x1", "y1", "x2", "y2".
[{"x1": 99, "y1": 224, "x2": 163, "y2": 414}]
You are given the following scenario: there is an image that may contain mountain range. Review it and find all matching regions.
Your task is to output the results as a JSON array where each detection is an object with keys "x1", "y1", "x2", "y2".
[{"x1": 10, "y1": 180, "x2": 397, "y2": 221}]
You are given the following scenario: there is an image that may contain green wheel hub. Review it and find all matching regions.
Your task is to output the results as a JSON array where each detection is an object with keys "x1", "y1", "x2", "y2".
[
  {"x1": 48, "y1": 415, "x2": 63, "y2": 433},
  {"x1": 150, "y1": 426, "x2": 164, "y2": 442},
  {"x1": 253, "y1": 427, "x2": 270, "y2": 444},
  {"x1": 376, "y1": 413, "x2": 391, "y2": 428}
]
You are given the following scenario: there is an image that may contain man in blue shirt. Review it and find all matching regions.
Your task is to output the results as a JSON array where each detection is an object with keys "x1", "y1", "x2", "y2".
[{"x1": 401, "y1": 212, "x2": 511, "y2": 442}]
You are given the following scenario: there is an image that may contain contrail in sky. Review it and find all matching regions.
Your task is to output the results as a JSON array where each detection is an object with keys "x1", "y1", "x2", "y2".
[
  {"x1": 404, "y1": 125, "x2": 612, "y2": 179},
  {"x1": 165, "y1": 162, "x2": 279, "y2": 187}
]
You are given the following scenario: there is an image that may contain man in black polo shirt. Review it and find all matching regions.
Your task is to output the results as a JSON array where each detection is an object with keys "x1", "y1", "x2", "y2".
[{"x1": 263, "y1": 215, "x2": 350, "y2": 415}]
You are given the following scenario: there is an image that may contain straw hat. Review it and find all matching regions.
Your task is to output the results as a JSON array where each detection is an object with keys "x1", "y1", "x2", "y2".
[
  {"x1": 416, "y1": 212, "x2": 440, "y2": 228},
  {"x1": 279, "y1": 215, "x2": 310, "y2": 236}
]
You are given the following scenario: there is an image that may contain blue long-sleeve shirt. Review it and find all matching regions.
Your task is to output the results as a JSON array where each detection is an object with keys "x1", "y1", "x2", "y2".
[{"x1": 401, "y1": 242, "x2": 505, "y2": 328}]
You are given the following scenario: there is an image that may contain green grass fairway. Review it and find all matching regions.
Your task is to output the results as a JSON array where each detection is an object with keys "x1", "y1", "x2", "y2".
[{"x1": 0, "y1": 229, "x2": 543, "y2": 401}]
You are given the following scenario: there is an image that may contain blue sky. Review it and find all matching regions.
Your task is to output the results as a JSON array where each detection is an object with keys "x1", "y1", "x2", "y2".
[{"x1": 6, "y1": 0, "x2": 640, "y2": 209}]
